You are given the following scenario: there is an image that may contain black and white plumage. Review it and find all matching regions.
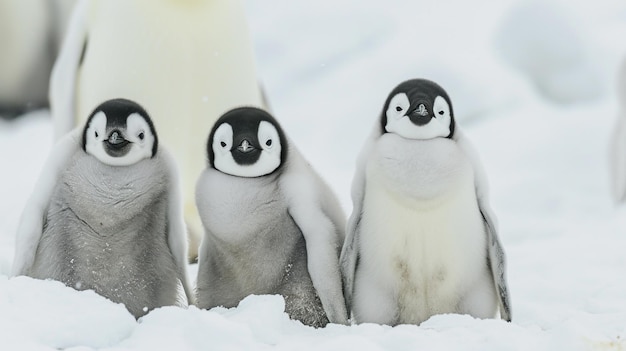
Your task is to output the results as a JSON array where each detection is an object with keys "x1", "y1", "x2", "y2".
[
  {"x1": 340, "y1": 79, "x2": 511, "y2": 325},
  {"x1": 195, "y1": 107, "x2": 348, "y2": 327},
  {"x1": 12, "y1": 99, "x2": 194, "y2": 318}
]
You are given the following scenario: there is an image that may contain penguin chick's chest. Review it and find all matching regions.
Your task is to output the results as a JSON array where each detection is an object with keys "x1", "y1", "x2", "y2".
[
  {"x1": 196, "y1": 170, "x2": 296, "y2": 244},
  {"x1": 196, "y1": 170, "x2": 305, "y2": 295},
  {"x1": 35, "y1": 153, "x2": 175, "y2": 284},
  {"x1": 360, "y1": 136, "x2": 487, "y2": 310}
]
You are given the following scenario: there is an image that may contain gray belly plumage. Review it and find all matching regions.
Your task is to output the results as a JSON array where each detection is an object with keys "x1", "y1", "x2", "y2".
[
  {"x1": 28, "y1": 153, "x2": 181, "y2": 318},
  {"x1": 196, "y1": 170, "x2": 328, "y2": 327}
]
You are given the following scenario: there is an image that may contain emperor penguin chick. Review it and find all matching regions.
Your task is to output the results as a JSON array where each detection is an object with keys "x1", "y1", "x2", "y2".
[
  {"x1": 340, "y1": 79, "x2": 512, "y2": 325},
  {"x1": 195, "y1": 107, "x2": 348, "y2": 327},
  {"x1": 12, "y1": 99, "x2": 194, "y2": 318}
]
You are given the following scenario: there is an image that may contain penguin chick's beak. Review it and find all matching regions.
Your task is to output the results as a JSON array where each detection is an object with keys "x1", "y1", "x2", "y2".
[
  {"x1": 237, "y1": 139, "x2": 256, "y2": 153},
  {"x1": 105, "y1": 130, "x2": 130, "y2": 150},
  {"x1": 408, "y1": 103, "x2": 432, "y2": 126}
]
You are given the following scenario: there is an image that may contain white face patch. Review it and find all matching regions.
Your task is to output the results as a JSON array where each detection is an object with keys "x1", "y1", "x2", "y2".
[
  {"x1": 385, "y1": 93, "x2": 452, "y2": 140},
  {"x1": 212, "y1": 121, "x2": 283, "y2": 177},
  {"x1": 433, "y1": 96, "x2": 451, "y2": 128},
  {"x1": 387, "y1": 93, "x2": 411, "y2": 121},
  {"x1": 124, "y1": 113, "x2": 156, "y2": 161},
  {"x1": 212, "y1": 122, "x2": 234, "y2": 161},
  {"x1": 85, "y1": 112, "x2": 155, "y2": 166}
]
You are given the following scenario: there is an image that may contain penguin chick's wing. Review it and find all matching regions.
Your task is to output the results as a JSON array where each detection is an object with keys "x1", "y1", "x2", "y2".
[
  {"x1": 454, "y1": 130, "x2": 512, "y2": 322},
  {"x1": 610, "y1": 112, "x2": 626, "y2": 203},
  {"x1": 281, "y1": 145, "x2": 348, "y2": 325},
  {"x1": 160, "y1": 148, "x2": 195, "y2": 305},
  {"x1": 339, "y1": 126, "x2": 380, "y2": 313},
  {"x1": 12, "y1": 128, "x2": 82, "y2": 276},
  {"x1": 50, "y1": 0, "x2": 89, "y2": 139}
]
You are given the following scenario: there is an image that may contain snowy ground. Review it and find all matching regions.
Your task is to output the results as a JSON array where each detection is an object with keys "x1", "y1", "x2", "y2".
[{"x1": 2, "y1": 0, "x2": 626, "y2": 350}]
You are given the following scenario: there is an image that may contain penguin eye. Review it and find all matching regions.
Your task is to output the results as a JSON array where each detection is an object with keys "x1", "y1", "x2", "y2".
[
  {"x1": 438, "y1": 110, "x2": 444, "y2": 115},
  {"x1": 220, "y1": 141, "x2": 227, "y2": 148},
  {"x1": 266, "y1": 139, "x2": 273, "y2": 147},
  {"x1": 138, "y1": 132, "x2": 145, "y2": 140},
  {"x1": 95, "y1": 131, "x2": 99, "y2": 138},
  {"x1": 395, "y1": 106, "x2": 403, "y2": 112}
]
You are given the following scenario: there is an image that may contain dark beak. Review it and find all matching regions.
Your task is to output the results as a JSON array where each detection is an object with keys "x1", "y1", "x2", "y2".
[
  {"x1": 105, "y1": 130, "x2": 130, "y2": 150},
  {"x1": 237, "y1": 139, "x2": 256, "y2": 153},
  {"x1": 408, "y1": 103, "x2": 432, "y2": 126},
  {"x1": 231, "y1": 138, "x2": 261, "y2": 165}
]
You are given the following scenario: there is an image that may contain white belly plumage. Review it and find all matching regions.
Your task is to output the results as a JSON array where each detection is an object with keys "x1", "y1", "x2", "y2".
[{"x1": 355, "y1": 136, "x2": 489, "y2": 324}]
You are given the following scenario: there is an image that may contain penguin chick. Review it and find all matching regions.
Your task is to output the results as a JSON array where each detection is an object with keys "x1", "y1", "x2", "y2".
[
  {"x1": 195, "y1": 107, "x2": 348, "y2": 327},
  {"x1": 340, "y1": 79, "x2": 511, "y2": 325},
  {"x1": 12, "y1": 98, "x2": 194, "y2": 318}
]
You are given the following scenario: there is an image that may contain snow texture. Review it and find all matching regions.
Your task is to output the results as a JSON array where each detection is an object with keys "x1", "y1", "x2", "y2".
[{"x1": 2, "y1": 0, "x2": 626, "y2": 349}]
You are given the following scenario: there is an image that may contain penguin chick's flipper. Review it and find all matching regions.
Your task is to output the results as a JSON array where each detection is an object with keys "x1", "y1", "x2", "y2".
[
  {"x1": 281, "y1": 150, "x2": 349, "y2": 325},
  {"x1": 455, "y1": 130, "x2": 512, "y2": 322},
  {"x1": 340, "y1": 126, "x2": 379, "y2": 314},
  {"x1": 161, "y1": 148, "x2": 196, "y2": 305},
  {"x1": 12, "y1": 128, "x2": 82, "y2": 276}
]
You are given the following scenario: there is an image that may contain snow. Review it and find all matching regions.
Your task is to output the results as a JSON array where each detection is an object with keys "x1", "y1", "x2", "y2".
[
  {"x1": 2, "y1": 0, "x2": 626, "y2": 350},
  {"x1": 0, "y1": 276, "x2": 135, "y2": 349}
]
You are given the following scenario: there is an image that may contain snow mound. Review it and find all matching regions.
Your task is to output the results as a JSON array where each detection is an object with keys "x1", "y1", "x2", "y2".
[
  {"x1": 494, "y1": 1, "x2": 605, "y2": 104},
  {"x1": 0, "y1": 276, "x2": 135, "y2": 349}
]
